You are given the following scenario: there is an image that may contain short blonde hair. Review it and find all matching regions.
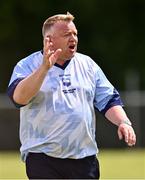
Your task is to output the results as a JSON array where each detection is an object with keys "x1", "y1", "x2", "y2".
[{"x1": 42, "y1": 12, "x2": 74, "y2": 37}]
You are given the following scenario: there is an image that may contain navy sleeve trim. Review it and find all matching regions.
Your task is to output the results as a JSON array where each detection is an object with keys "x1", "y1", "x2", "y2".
[
  {"x1": 100, "y1": 89, "x2": 124, "y2": 115},
  {"x1": 7, "y1": 78, "x2": 26, "y2": 108}
]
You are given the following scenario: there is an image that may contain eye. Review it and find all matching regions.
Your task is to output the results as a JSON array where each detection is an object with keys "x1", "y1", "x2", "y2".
[
  {"x1": 74, "y1": 32, "x2": 78, "y2": 36},
  {"x1": 63, "y1": 33, "x2": 70, "y2": 37}
]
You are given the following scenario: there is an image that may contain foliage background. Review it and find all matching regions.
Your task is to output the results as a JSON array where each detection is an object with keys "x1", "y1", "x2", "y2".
[{"x1": 0, "y1": 0, "x2": 145, "y2": 92}]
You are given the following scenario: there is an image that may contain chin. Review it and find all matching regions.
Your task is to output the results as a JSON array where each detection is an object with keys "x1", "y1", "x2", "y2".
[
  {"x1": 62, "y1": 50, "x2": 76, "y2": 60},
  {"x1": 69, "y1": 52, "x2": 76, "y2": 58}
]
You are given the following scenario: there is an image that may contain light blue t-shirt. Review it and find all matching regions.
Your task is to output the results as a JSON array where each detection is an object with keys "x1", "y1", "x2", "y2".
[{"x1": 8, "y1": 51, "x2": 122, "y2": 161}]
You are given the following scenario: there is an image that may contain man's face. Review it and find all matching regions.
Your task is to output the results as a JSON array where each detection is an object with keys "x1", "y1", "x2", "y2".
[{"x1": 49, "y1": 21, "x2": 78, "y2": 61}]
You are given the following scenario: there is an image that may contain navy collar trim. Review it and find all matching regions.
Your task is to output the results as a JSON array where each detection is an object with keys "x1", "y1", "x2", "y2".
[{"x1": 54, "y1": 60, "x2": 71, "y2": 70}]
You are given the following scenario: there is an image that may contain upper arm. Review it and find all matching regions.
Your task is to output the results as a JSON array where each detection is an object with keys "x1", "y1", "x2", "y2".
[
  {"x1": 7, "y1": 60, "x2": 32, "y2": 108},
  {"x1": 93, "y1": 67, "x2": 123, "y2": 114}
]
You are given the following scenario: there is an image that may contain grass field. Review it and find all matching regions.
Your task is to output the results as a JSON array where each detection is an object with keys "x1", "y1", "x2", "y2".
[{"x1": 0, "y1": 148, "x2": 144, "y2": 180}]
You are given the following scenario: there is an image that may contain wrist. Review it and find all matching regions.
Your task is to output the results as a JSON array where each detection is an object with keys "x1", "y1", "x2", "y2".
[
  {"x1": 119, "y1": 120, "x2": 132, "y2": 126},
  {"x1": 40, "y1": 63, "x2": 50, "y2": 72}
]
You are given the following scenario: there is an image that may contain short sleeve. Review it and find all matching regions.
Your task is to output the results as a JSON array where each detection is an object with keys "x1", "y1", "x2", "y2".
[
  {"x1": 7, "y1": 59, "x2": 32, "y2": 108},
  {"x1": 93, "y1": 67, "x2": 123, "y2": 114}
]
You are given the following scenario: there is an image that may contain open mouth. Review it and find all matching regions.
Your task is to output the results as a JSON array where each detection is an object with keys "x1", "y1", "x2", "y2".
[{"x1": 69, "y1": 45, "x2": 75, "y2": 51}]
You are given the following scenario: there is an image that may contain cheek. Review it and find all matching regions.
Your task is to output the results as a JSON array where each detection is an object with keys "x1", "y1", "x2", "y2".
[
  {"x1": 54, "y1": 38, "x2": 66, "y2": 46},
  {"x1": 52, "y1": 41, "x2": 61, "y2": 50},
  {"x1": 52, "y1": 37, "x2": 69, "y2": 51},
  {"x1": 57, "y1": 42, "x2": 68, "y2": 50}
]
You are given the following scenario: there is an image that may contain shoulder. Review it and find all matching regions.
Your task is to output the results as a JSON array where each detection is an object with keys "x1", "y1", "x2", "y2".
[
  {"x1": 74, "y1": 52, "x2": 100, "y2": 71},
  {"x1": 16, "y1": 50, "x2": 43, "y2": 67},
  {"x1": 75, "y1": 52, "x2": 93, "y2": 61}
]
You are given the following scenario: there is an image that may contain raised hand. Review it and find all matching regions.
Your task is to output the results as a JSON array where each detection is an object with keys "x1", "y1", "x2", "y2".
[{"x1": 43, "y1": 37, "x2": 62, "y2": 69}]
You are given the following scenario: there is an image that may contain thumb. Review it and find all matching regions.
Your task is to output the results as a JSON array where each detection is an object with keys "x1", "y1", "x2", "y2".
[{"x1": 118, "y1": 128, "x2": 123, "y2": 140}]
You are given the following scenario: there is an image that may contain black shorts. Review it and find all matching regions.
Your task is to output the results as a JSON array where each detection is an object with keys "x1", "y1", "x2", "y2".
[{"x1": 26, "y1": 152, "x2": 100, "y2": 179}]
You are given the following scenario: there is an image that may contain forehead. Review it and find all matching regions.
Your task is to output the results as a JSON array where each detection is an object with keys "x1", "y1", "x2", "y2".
[{"x1": 51, "y1": 21, "x2": 77, "y2": 33}]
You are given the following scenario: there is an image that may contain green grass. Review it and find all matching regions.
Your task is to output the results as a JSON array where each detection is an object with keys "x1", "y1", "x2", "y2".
[
  {"x1": 99, "y1": 148, "x2": 145, "y2": 179},
  {"x1": 0, "y1": 151, "x2": 27, "y2": 180},
  {"x1": 0, "y1": 149, "x2": 144, "y2": 179}
]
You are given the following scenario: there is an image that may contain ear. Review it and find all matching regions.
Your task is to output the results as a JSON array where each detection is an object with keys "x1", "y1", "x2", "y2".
[
  {"x1": 43, "y1": 35, "x2": 49, "y2": 47},
  {"x1": 46, "y1": 35, "x2": 52, "y2": 42}
]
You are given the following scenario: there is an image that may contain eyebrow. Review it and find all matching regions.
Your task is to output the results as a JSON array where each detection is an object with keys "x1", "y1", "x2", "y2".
[{"x1": 64, "y1": 29, "x2": 78, "y2": 34}]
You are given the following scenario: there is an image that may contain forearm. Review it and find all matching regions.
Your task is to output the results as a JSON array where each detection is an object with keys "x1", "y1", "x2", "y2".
[
  {"x1": 105, "y1": 105, "x2": 132, "y2": 126},
  {"x1": 13, "y1": 64, "x2": 49, "y2": 105}
]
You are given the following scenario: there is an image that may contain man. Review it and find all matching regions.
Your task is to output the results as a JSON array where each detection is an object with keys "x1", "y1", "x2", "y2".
[{"x1": 7, "y1": 12, "x2": 136, "y2": 179}]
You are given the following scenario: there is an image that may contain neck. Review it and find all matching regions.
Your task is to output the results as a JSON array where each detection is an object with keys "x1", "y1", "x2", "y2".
[
  {"x1": 56, "y1": 58, "x2": 70, "y2": 65},
  {"x1": 56, "y1": 59, "x2": 65, "y2": 65}
]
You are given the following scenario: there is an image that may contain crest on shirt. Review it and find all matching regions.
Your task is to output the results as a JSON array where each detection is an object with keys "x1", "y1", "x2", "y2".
[
  {"x1": 62, "y1": 77, "x2": 71, "y2": 87},
  {"x1": 59, "y1": 74, "x2": 71, "y2": 87}
]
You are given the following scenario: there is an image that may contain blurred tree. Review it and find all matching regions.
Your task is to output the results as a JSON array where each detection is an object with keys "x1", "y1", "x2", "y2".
[{"x1": 0, "y1": 0, "x2": 145, "y2": 92}]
